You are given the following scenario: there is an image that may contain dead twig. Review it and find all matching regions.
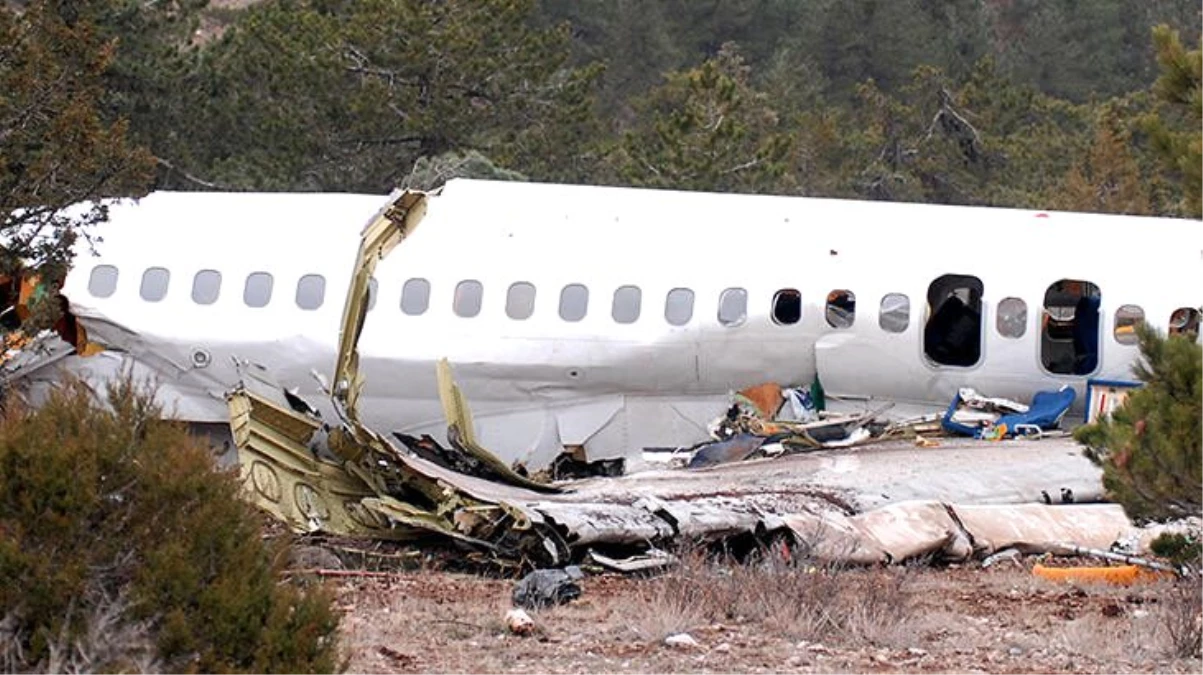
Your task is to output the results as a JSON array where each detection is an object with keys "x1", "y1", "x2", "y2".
[{"x1": 284, "y1": 568, "x2": 399, "y2": 579}]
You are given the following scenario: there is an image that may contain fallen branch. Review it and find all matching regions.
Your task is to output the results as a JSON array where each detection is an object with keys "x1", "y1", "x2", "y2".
[{"x1": 284, "y1": 568, "x2": 399, "y2": 579}]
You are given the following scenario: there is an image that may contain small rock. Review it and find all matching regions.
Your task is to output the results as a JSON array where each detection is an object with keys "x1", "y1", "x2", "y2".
[
  {"x1": 714, "y1": 642, "x2": 731, "y2": 653},
  {"x1": 288, "y1": 545, "x2": 344, "y2": 571},
  {"x1": 907, "y1": 647, "x2": 928, "y2": 657},
  {"x1": 1133, "y1": 609, "x2": 1150, "y2": 619},
  {"x1": 513, "y1": 566, "x2": 584, "y2": 609},
  {"x1": 505, "y1": 608, "x2": 534, "y2": 636},
  {"x1": 785, "y1": 655, "x2": 804, "y2": 667},
  {"x1": 806, "y1": 642, "x2": 830, "y2": 653},
  {"x1": 1009, "y1": 647, "x2": 1023, "y2": 657},
  {"x1": 665, "y1": 633, "x2": 699, "y2": 649}
]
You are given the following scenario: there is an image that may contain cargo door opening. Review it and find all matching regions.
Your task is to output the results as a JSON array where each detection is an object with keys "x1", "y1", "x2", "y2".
[{"x1": 1041, "y1": 279, "x2": 1100, "y2": 375}]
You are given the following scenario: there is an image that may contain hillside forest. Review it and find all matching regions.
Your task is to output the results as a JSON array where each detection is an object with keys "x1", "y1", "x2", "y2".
[{"x1": 2, "y1": 0, "x2": 1201, "y2": 276}]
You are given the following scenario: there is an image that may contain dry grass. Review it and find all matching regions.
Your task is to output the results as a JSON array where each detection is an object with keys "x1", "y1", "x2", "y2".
[
  {"x1": 1159, "y1": 580, "x2": 1203, "y2": 659},
  {"x1": 1, "y1": 588, "x2": 159, "y2": 675},
  {"x1": 336, "y1": 557, "x2": 1202, "y2": 674},
  {"x1": 630, "y1": 544, "x2": 912, "y2": 646}
]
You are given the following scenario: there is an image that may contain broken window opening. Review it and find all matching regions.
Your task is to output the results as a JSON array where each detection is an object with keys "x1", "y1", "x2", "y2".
[
  {"x1": 88, "y1": 265, "x2": 118, "y2": 298},
  {"x1": 665, "y1": 288, "x2": 694, "y2": 326},
  {"x1": 718, "y1": 288, "x2": 747, "y2": 327},
  {"x1": 1041, "y1": 279, "x2": 1101, "y2": 375},
  {"x1": 825, "y1": 289, "x2": 855, "y2": 329},
  {"x1": 612, "y1": 285, "x2": 641, "y2": 324},
  {"x1": 1169, "y1": 307, "x2": 1200, "y2": 337},
  {"x1": 506, "y1": 281, "x2": 536, "y2": 320},
  {"x1": 1113, "y1": 305, "x2": 1144, "y2": 345},
  {"x1": 772, "y1": 289, "x2": 801, "y2": 326},
  {"x1": 401, "y1": 277, "x2": 430, "y2": 315},
  {"x1": 191, "y1": 269, "x2": 221, "y2": 305},
  {"x1": 996, "y1": 297, "x2": 1027, "y2": 339},
  {"x1": 295, "y1": 274, "x2": 326, "y2": 311},
  {"x1": 559, "y1": 283, "x2": 588, "y2": 322},
  {"x1": 453, "y1": 280, "x2": 483, "y2": 318},
  {"x1": 879, "y1": 293, "x2": 909, "y2": 333},
  {"x1": 243, "y1": 272, "x2": 273, "y2": 308},
  {"x1": 140, "y1": 268, "x2": 170, "y2": 302},
  {"x1": 924, "y1": 274, "x2": 983, "y2": 367}
]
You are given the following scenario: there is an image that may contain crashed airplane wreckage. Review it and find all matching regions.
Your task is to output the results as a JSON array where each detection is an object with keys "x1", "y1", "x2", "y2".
[
  {"x1": 223, "y1": 188, "x2": 1190, "y2": 570},
  {"x1": 2, "y1": 181, "x2": 1199, "y2": 569}
]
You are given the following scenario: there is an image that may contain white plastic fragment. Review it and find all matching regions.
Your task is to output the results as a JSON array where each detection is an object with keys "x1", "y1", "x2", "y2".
[
  {"x1": 505, "y1": 608, "x2": 534, "y2": 636},
  {"x1": 664, "y1": 633, "x2": 699, "y2": 648}
]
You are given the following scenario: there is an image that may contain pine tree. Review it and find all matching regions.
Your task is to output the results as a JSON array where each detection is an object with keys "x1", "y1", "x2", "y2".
[
  {"x1": 606, "y1": 43, "x2": 794, "y2": 194},
  {"x1": 0, "y1": 2, "x2": 153, "y2": 277},
  {"x1": 1141, "y1": 25, "x2": 1202, "y2": 218},
  {"x1": 1075, "y1": 325, "x2": 1202, "y2": 523},
  {"x1": 1052, "y1": 106, "x2": 1153, "y2": 215}
]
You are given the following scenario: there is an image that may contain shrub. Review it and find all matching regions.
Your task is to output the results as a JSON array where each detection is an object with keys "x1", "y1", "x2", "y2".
[
  {"x1": 1075, "y1": 325, "x2": 1201, "y2": 523},
  {"x1": 0, "y1": 378, "x2": 341, "y2": 673}
]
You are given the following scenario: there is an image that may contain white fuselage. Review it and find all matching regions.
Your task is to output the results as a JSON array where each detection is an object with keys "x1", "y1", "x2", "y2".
[{"x1": 54, "y1": 180, "x2": 1202, "y2": 469}]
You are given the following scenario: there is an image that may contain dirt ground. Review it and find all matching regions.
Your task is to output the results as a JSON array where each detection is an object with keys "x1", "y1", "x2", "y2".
[{"x1": 332, "y1": 556, "x2": 1202, "y2": 674}]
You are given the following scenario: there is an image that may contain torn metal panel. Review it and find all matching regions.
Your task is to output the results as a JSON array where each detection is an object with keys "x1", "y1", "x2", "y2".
[
  {"x1": 229, "y1": 379, "x2": 574, "y2": 562},
  {"x1": 783, "y1": 501, "x2": 1171, "y2": 567},
  {"x1": 951, "y1": 503, "x2": 1134, "y2": 554},
  {"x1": 436, "y1": 358, "x2": 561, "y2": 493},
  {"x1": 333, "y1": 189, "x2": 427, "y2": 426},
  {"x1": 530, "y1": 501, "x2": 676, "y2": 546}
]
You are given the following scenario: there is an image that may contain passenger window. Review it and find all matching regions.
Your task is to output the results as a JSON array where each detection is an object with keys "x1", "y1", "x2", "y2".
[
  {"x1": 1041, "y1": 279, "x2": 1100, "y2": 375},
  {"x1": 1113, "y1": 305, "x2": 1144, "y2": 345},
  {"x1": 295, "y1": 274, "x2": 325, "y2": 310},
  {"x1": 400, "y1": 278, "x2": 430, "y2": 315},
  {"x1": 367, "y1": 277, "x2": 378, "y2": 311},
  {"x1": 772, "y1": 289, "x2": 801, "y2": 326},
  {"x1": 140, "y1": 267, "x2": 169, "y2": 302},
  {"x1": 506, "y1": 282, "x2": 536, "y2": 320},
  {"x1": 88, "y1": 265, "x2": 118, "y2": 298},
  {"x1": 879, "y1": 293, "x2": 909, "y2": 333},
  {"x1": 665, "y1": 288, "x2": 694, "y2": 326},
  {"x1": 191, "y1": 270, "x2": 221, "y2": 305},
  {"x1": 924, "y1": 274, "x2": 983, "y2": 367},
  {"x1": 825, "y1": 290, "x2": 856, "y2": 329},
  {"x1": 243, "y1": 272, "x2": 273, "y2": 308},
  {"x1": 718, "y1": 288, "x2": 747, "y2": 327},
  {"x1": 612, "y1": 285, "x2": 641, "y2": 324},
  {"x1": 1169, "y1": 307, "x2": 1200, "y2": 336},
  {"x1": 996, "y1": 297, "x2": 1027, "y2": 339},
  {"x1": 454, "y1": 280, "x2": 483, "y2": 318},
  {"x1": 559, "y1": 284, "x2": 588, "y2": 322}
]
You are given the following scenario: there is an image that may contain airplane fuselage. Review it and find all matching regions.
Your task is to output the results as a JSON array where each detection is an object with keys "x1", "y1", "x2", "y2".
[{"x1": 46, "y1": 180, "x2": 1203, "y2": 469}]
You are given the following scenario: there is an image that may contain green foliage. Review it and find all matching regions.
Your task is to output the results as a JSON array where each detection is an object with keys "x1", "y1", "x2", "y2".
[
  {"x1": 0, "y1": 2, "x2": 153, "y2": 277},
  {"x1": 29, "y1": 0, "x2": 1198, "y2": 214},
  {"x1": 1141, "y1": 25, "x2": 1202, "y2": 218},
  {"x1": 0, "y1": 379, "x2": 341, "y2": 672},
  {"x1": 1075, "y1": 325, "x2": 1202, "y2": 524},
  {"x1": 607, "y1": 43, "x2": 794, "y2": 193},
  {"x1": 832, "y1": 59, "x2": 1096, "y2": 207},
  {"x1": 1150, "y1": 532, "x2": 1202, "y2": 570},
  {"x1": 168, "y1": 0, "x2": 599, "y2": 192},
  {"x1": 1050, "y1": 104, "x2": 1156, "y2": 215}
]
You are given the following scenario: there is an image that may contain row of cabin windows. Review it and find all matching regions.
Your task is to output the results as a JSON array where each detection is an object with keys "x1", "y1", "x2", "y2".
[
  {"x1": 88, "y1": 265, "x2": 377, "y2": 312},
  {"x1": 88, "y1": 265, "x2": 1200, "y2": 369}
]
